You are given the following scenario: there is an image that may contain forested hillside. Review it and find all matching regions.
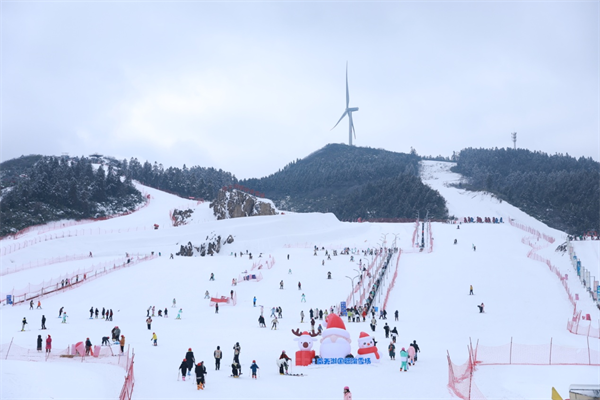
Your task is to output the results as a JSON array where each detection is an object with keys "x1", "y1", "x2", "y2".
[
  {"x1": 118, "y1": 158, "x2": 237, "y2": 201},
  {"x1": 242, "y1": 144, "x2": 448, "y2": 220},
  {"x1": 0, "y1": 154, "x2": 43, "y2": 189},
  {"x1": 0, "y1": 156, "x2": 143, "y2": 237},
  {"x1": 452, "y1": 148, "x2": 599, "y2": 234}
]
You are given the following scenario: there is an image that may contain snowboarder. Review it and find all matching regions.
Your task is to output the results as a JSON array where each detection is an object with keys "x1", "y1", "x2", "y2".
[
  {"x1": 469, "y1": 285, "x2": 474, "y2": 295},
  {"x1": 195, "y1": 361, "x2": 207, "y2": 389},
  {"x1": 146, "y1": 317, "x2": 152, "y2": 330},
  {"x1": 301, "y1": 293, "x2": 306, "y2": 302},
  {"x1": 41, "y1": 315, "x2": 46, "y2": 330},
  {"x1": 214, "y1": 346, "x2": 222, "y2": 370},
  {"x1": 179, "y1": 359, "x2": 189, "y2": 381},
  {"x1": 399, "y1": 348, "x2": 409, "y2": 371},
  {"x1": 231, "y1": 362, "x2": 240, "y2": 378},
  {"x1": 37, "y1": 335, "x2": 43, "y2": 352},
  {"x1": 278, "y1": 351, "x2": 291, "y2": 375},
  {"x1": 250, "y1": 360, "x2": 259, "y2": 379},
  {"x1": 151, "y1": 332, "x2": 157, "y2": 346},
  {"x1": 21, "y1": 317, "x2": 28, "y2": 331},
  {"x1": 477, "y1": 303, "x2": 484, "y2": 313},
  {"x1": 45, "y1": 335, "x2": 52, "y2": 353}
]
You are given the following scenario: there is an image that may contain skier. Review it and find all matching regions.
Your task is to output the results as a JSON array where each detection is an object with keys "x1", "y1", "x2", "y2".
[
  {"x1": 214, "y1": 346, "x2": 222, "y2": 370},
  {"x1": 233, "y1": 342, "x2": 241, "y2": 363},
  {"x1": 85, "y1": 338, "x2": 92, "y2": 355},
  {"x1": 253, "y1": 296, "x2": 257, "y2": 307},
  {"x1": 58, "y1": 307, "x2": 64, "y2": 317},
  {"x1": 152, "y1": 306, "x2": 155, "y2": 316},
  {"x1": 394, "y1": 310, "x2": 399, "y2": 321},
  {"x1": 278, "y1": 351, "x2": 291, "y2": 375},
  {"x1": 383, "y1": 323, "x2": 390, "y2": 338},
  {"x1": 215, "y1": 303, "x2": 219, "y2": 314},
  {"x1": 344, "y1": 386, "x2": 352, "y2": 400},
  {"x1": 300, "y1": 310, "x2": 304, "y2": 323},
  {"x1": 390, "y1": 327, "x2": 398, "y2": 343},
  {"x1": 388, "y1": 342, "x2": 396, "y2": 360},
  {"x1": 89, "y1": 307, "x2": 94, "y2": 318},
  {"x1": 370, "y1": 317, "x2": 377, "y2": 332},
  {"x1": 204, "y1": 291, "x2": 210, "y2": 299},
  {"x1": 108, "y1": 309, "x2": 113, "y2": 321},
  {"x1": 327, "y1": 271, "x2": 332, "y2": 279},
  {"x1": 158, "y1": 309, "x2": 163, "y2": 317},
  {"x1": 469, "y1": 285, "x2": 474, "y2": 295},
  {"x1": 119, "y1": 335, "x2": 125, "y2": 354},
  {"x1": 210, "y1": 273, "x2": 215, "y2": 281},
  {"x1": 176, "y1": 309, "x2": 183, "y2": 319},
  {"x1": 172, "y1": 298, "x2": 176, "y2": 308},
  {"x1": 21, "y1": 317, "x2": 28, "y2": 331},
  {"x1": 151, "y1": 332, "x2": 157, "y2": 346},
  {"x1": 409, "y1": 340, "x2": 420, "y2": 362},
  {"x1": 477, "y1": 303, "x2": 484, "y2": 313},
  {"x1": 30, "y1": 300, "x2": 34, "y2": 310},
  {"x1": 298, "y1": 282, "x2": 302, "y2": 290},
  {"x1": 146, "y1": 317, "x2": 152, "y2": 330},
  {"x1": 112, "y1": 326, "x2": 121, "y2": 342},
  {"x1": 280, "y1": 280, "x2": 284, "y2": 289},
  {"x1": 301, "y1": 293, "x2": 306, "y2": 302},
  {"x1": 37, "y1": 301, "x2": 42, "y2": 309},
  {"x1": 37, "y1": 335, "x2": 43, "y2": 352},
  {"x1": 185, "y1": 348, "x2": 195, "y2": 374},
  {"x1": 146, "y1": 306, "x2": 151, "y2": 317},
  {"x1": 407, "y1": 343, "x2": 416, "y2": 366},
  {"x1": 250, "y1": 360, "x2": 259, "y2": 379},
  {"x1": 258, "y1": 315, "x2": 266, "y2": 327},
  {"x1": 399, "y1": 347, "x2": 409, "y2": 371},
  {"x1": 95, "y1": 308, "x2": 99, "y2": 318},
  {"x1": 271, "y1": 316, "x2": 279, "y2": 330},
  {"x1": 164, "y1": 308, "x2": 168, "y2": 318},
  {"x1": 45, "y1": 335, "x2": 52, "y2": 353},
  {"x1": 195, "y1": 361, "x2": 207, "y2": 390},
  {"x1": 179, "y1": 359, "x2": 189, "y2": 381},
  {"x1": 41, "y1": 315, "x2": 46, "y2": 330}
]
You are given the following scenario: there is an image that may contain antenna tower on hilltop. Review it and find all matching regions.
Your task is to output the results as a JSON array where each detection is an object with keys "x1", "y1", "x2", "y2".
[
  {"x1": 511, "y1": 132, "x2": 517, "y2": 149},
  {"x1": 331, "y1": 62, "x2": 359, "y2": 146}
]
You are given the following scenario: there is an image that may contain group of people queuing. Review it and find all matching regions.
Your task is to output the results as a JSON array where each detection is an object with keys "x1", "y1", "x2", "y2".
[
  {"x1": 89, "y1": 306, "x2": 114, "y2": 320},
  {"x1": 388, "y1": 340, "x2": 421, "y2": 372},
  {"x1": 146, "y1": 305, "x2": 169, "y2": 319}
]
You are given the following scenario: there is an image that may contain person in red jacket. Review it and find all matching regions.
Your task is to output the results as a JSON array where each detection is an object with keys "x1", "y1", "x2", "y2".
[{"x1": 45, "y1": 335, "x2": 52, "y2": 353}]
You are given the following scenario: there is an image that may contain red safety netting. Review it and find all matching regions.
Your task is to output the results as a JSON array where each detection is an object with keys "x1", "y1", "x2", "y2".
[
  {"x1": 382, "y1": 250, "x2": 402, "y2": 310},
  {"x1": 2, "y1": 253, "x2": 91, "y2": 276},
  {"x1": 1, "y1": 254, "x2": 157, "y2": 305},
  {"x1": 508, "y1": 218, "x2": 555, "y2": 244},
  {"x1": 447, "y1": 346, "x2": 487, "y2": 400},
  {"x1": 120, "y1": 351, "x2": 135, "y2": 400},
  {"x1": 250, "y1": 255, "x2": 275, "y2": 271}
]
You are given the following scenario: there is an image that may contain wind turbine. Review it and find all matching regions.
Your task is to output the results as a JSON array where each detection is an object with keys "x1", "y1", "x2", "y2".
[{"x1": 331, "y1": 62, "x2": 359, "y2": 146}]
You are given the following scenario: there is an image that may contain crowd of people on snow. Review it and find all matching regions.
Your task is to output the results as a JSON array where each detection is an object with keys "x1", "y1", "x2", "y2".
[{"x1": 462, "y1": 216, "x2": 503, "y2": 224}]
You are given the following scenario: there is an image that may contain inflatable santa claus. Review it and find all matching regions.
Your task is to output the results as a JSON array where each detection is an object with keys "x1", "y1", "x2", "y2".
[
  {"x1": 356, "y1": 332, "x2": 380, "y2": 362},
  {"x1": 319, "y1": 314, "x2": 352, "y2": 359}
]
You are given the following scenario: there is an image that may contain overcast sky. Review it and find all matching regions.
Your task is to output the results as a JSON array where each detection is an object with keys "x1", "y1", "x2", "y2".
[{"x1": 2, "y1": 1, "x2": 598, "y2": 179}]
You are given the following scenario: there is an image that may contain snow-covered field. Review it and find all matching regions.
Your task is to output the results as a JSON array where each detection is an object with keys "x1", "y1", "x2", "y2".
[{"x1": 1, "y1": 161, "x2": 598, "y2": 400}]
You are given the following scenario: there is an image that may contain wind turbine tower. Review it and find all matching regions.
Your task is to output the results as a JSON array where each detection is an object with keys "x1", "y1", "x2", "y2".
[{"x1": 331, "y1": 63, "x2": 359, "y2": 146}]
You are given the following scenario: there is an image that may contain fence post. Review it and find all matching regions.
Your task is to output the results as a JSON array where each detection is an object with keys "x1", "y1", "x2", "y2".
[
  {"x1": 588, "y1": 335, "x2": 591, "y2": 365},
  {"x1": 509, "y1": 337, "x2": 513, "y2": 365},
  {"x1": 5, "y1": 337, "x2": 13, "y2": 360},
  {"x1": 549, "y1": 337, "x2": 553, "y2": 365}
]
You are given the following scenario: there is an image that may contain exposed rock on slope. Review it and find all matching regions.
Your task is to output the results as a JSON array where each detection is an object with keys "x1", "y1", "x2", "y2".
[{"x1": 210, "y1": 188, "x2": 277, "y2": 220}]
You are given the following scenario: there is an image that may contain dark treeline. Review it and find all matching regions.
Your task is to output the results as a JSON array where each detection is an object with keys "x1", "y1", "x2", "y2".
[
  {"x1": 118, "y1": 158, "x2": 237, "y2": 200},
  {"x1": 242, "y1": 143, "x2": 448, "y2": 220},
  {"x1": 0, "y1": 156, "x2": 143, "y2": 237},
  {"x1": 0, "y1": 154, "x2": 44, "y2": 189},
  {"x1": 452, "y1": 147, "x2": 600, "y2": 234}
]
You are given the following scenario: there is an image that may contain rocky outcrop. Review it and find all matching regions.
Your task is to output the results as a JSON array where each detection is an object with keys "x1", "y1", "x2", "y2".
[
  {"x1": 210, "y1": 189, "x2": 277, "y2": 220},
  {"x1": 175, "y1": 232, "x2": 235, "y2": 257}
]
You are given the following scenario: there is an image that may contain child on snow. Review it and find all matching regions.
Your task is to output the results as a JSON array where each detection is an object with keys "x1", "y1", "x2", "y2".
[
  {"x1": 399, "y1": 348, "x2": 409, "y2": 371},
  {"x1": 250, "y1": 360, "x2": 259, "y2": 379}
]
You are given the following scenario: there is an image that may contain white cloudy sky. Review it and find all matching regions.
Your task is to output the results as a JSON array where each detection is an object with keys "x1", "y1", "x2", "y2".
[{"x1": 2, "y1": 1, "x2": 598, "y2": 179}]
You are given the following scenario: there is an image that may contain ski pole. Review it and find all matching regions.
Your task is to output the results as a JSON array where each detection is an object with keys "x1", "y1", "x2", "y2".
[{"x1": 177, "y1": 370, "x2": 180, "y2": 381}]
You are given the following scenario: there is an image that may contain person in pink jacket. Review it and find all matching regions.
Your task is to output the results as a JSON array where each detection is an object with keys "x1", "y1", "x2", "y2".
[
  {"x1": 45, "y1": 335, "x2": 52, "y2": 353},
  {"x1": 407, "y1": 345, "x2": 416, "y2": 366},
  {"x1": 344, "y1": 386, "x2": 352, "y2": 400}
]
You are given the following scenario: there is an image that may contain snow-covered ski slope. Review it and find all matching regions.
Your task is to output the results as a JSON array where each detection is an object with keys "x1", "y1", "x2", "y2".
[{"x1": 1, "y1": 162, "x2": 598, "y2": 400}]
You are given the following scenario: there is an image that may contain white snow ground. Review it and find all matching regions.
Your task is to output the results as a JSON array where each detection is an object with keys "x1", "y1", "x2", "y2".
[{"x1": 1, "y1": 162, "x2": 598, "y2": 400}]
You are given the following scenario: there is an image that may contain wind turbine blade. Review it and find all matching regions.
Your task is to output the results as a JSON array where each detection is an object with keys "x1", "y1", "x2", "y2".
[
  {"x1": 345, "y1": 62, "x2": 350, "y2": 108},
  {"x1": 331, "y1": 111, "x2": 348, "y2": 130}
]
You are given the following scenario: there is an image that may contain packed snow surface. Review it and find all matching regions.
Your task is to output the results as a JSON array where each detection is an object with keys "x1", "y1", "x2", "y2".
[{"x1": 1, "y1": 161, "x2": 598, "y2": 400}]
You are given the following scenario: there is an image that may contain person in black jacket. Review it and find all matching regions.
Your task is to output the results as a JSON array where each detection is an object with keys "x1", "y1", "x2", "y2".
[
  {"x1": 179, "y1": 359, "x2": 189, "y2": 381},
  {"x1": 233, "y1": 342, "x2": 241, "y2": 363},
  {"x1": 195, "y1": 361, "x2": 207, "y2": 390},
  {"x1": 185, "y1": 348, "x2": 195, "y2": 376},
  {"x1": 37, "y1": 335, "x2": 43, "y2": 352},
  {"x1": 214, "y1": 346, "x2": 222, "y2": 370},
  {"x1": 85, "y1": 338, "x2": 92, "y2": 355},
  {"x1": 41, "y1": 315, "x2": 46, "y2": 330},
  {"x1": 231, "y1": 362, "x2": 240, "y2": 377}
]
